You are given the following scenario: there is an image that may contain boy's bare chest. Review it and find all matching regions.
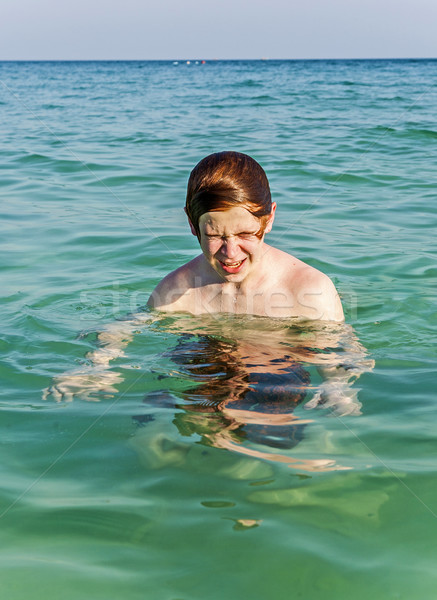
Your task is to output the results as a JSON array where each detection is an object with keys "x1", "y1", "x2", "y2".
[{"x1": 185, "y1": 282, "x2": 297, "y2": 317}]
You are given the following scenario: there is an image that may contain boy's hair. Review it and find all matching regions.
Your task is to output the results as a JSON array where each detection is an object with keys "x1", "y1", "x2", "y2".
[{"x1": 185, "y1": 151, "x2": 272, "y2": 239}]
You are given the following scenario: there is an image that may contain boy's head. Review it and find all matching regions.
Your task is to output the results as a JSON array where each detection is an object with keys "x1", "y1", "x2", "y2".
[{"x1": 185, "y1": 151, "x2": 273, "y2": 239}]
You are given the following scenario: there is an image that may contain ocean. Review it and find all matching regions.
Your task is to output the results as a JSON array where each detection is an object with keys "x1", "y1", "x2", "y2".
[{"x1": 1, "y1": 59, "x2": 436, "y2": 599}]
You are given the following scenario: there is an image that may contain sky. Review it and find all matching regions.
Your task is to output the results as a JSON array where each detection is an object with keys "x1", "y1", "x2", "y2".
[{"x1": 1, "y1": 0, "x2": 437, "y2": 60}]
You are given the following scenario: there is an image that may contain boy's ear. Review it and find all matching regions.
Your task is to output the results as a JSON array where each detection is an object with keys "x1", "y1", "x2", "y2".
[
  {"x1": 185, "y1": 208, "x2": 198, "y2": 237},
  {"x1": 264, "y1": 202, "x2": 277, "y2": 234}
]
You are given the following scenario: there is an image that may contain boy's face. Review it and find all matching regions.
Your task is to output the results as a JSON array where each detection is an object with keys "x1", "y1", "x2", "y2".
[{"x1": 193, "y1": 205, "x2": 275, "y2": 283}]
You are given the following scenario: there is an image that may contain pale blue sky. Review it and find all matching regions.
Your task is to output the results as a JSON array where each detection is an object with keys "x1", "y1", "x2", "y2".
[{"x1": 1, "y1": 0, "x2": 437, "y2": 60}]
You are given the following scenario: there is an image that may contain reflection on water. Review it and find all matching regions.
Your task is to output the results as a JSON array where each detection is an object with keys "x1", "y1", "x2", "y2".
[
  {"x1": 133, "y1": 314, "x2": 373, "y2": 471},
  {"x1": 44, "y1": 311, "x2": 373, "y2": 471},
  {"x1": 138, "y1": 333, "x2": 310, "y2": 450}
]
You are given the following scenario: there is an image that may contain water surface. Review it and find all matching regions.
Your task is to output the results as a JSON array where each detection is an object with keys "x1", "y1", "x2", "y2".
[{"x1": 1, "y1": 59, "x2": 436, "y2": 599}]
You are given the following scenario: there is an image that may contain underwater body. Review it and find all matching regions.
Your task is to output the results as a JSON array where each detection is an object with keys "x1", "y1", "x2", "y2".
[{"x1": 1, "y1": 59, "x2": 436, "y2": 598}]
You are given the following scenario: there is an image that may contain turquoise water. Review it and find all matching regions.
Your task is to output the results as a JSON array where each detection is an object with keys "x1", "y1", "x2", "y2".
[{"x1": 1, "y1": 59, "x2": 436, "y2": 598}]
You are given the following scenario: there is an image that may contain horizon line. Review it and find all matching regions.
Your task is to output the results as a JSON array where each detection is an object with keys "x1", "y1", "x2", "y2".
[{"x1": 1, "y1": 56, "x2": 436, "y2": 63}]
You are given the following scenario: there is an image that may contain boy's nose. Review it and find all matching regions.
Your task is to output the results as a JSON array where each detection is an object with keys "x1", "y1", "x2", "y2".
[{"x1": 220, "y1": 236, "x2": 239, "y2": 259}]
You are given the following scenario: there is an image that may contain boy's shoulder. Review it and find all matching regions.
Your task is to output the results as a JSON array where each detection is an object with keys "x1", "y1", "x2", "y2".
[
  {"x1": 147, "y1": 256, "x2": 203, "y2": 311},
  {"x1": 267, "y1": 247, "x2": 344, "y2": 321}
]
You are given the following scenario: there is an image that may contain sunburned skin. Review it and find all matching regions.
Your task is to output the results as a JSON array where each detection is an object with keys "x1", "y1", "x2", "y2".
[{"x1": 147, "y1": 206, "x2": 344, "y2": 321}]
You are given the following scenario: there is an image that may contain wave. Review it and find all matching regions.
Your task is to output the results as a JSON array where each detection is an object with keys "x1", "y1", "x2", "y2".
[
  {"x1": 231, "y1": 78, "x2": 263, "y2": 88},
  {"x1": 402, "y1": 127, "x2": 437, "y2": 139},
  {"x1": 12, "y1": 153, "x2": 113, "y2": 173}
]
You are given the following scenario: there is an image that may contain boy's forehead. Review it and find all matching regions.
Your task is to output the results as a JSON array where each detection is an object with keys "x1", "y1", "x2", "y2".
[{"x1": 199, "y1": 208, "x2": 259, "y2": 232}]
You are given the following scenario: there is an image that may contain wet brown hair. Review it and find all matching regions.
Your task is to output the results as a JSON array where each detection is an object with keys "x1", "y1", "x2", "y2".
[{"x1": 185, "y1": 151, "x2": 272, "y2": 239}]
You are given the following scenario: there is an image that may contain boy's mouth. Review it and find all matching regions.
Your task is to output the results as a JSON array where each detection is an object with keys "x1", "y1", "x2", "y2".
[{"x1": 219, "y1": 259, "x2": 246, "y2": 273}]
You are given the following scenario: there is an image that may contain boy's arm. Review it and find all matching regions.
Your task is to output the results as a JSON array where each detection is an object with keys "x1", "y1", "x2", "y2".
[{"x1": 43, "y1": 312, "x2": 154, "y2": 402}]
